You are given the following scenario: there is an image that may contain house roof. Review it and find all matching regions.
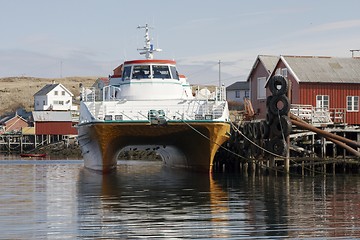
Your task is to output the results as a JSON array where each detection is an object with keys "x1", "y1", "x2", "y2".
[
  {"x1": 0, "y1": 114, "x2": 27, "y2": 125},
  {"x1": 34, "y1": 83, "x2": 74, "y2": 96},
  {"x1": 32, "y1": 111, "x2": 73, "y2": 122},
  {"x1": 226, "y1": 81, "x2": 249, "y2": 91},
  {"x1": 247, "y1": 55, "x2": 279, "y2": 81},
  {"x1": 275, "y1": 55, "x2": 360, "y2": 83}
]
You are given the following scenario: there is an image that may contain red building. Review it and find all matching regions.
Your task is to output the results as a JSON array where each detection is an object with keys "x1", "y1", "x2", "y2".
[
  {"x1": 32, "y1": 111, "x2": 77, "y2": 135},
  {"x1": 247, "y1": 55, "x2": 279, "y2": 119},
  {"x1": 248, "y1": 55, "x2": 360, "y2": 125}
]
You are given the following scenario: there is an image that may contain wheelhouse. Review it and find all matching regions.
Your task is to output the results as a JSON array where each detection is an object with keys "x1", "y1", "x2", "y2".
[{"x1": 121, "y1": 60, "x2": 179, "y2": 81}]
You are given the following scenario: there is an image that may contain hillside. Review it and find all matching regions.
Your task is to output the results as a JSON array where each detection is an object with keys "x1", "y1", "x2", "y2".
[{"x1": 0, "y1": 76, "x2": 98, "y2": 114}]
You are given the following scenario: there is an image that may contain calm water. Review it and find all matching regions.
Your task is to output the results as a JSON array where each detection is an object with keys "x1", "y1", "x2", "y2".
[{"x1": 0, "y1": 158, "x2": 360, "y2": 239}]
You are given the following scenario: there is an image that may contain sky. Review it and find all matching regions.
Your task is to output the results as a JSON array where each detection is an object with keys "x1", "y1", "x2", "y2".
[{"x1": 1, "y1": 0, "x2": 360, "y2": 86}]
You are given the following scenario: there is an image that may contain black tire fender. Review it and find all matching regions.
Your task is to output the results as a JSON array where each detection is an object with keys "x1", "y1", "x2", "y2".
[
  {"x1": 252, "y1": 122, "x2": 261, "y2": 140},
  {"x1": 268, "y1": 138, "x2": 287, "y2": 156},
  {"x1": 260, "y1": 120, "x2": 270, "y2": 139},
  {"x1": 269, "y1": 75, "x2": 289, "y2": 96},
  {"x1": 269, "y1": 95, "x2": 290, "y2": 116},
  {"x1": 271, "y1": 115, "x2": 292, "y2": 137}
]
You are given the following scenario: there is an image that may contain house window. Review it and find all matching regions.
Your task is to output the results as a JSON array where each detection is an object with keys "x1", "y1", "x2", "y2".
[
  {"x1": 36, "y1": 101, "x2": 39, "y2": 106},
  {"x1": 62, "y1": 91, "x2": 65, "y2": 96},
  {"x1": 235, "y1": 90, "x2": 240, "y2": 98},
  {"x1": 54, "y1": 91, "x2": 58, "y2": 95},
  {"x1": 244, "y1": 90, "x2": 250, "y2": 99},
  {"x1": 54, "y1": 101, "x2": 64, "y2": 105},
  {"x1": 257, "y1": 77, "x2": 266, "y2": 99},
  {"x1": 316, "y1": 95, "x2": 329, "y2": 109},
  {"x1": 43, "y1": 100, "x2": 46, "y2": 105},
  {"x1": 281, "y1": 68, "x2": 288, "y2": 77},
  {"x1": 347, "y1": 96, "x2": 359, "y2": 112}
]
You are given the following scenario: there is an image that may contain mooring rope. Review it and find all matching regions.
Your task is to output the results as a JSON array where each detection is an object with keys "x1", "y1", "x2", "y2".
[{"x1": 165, "y1": 114, "x2": 343, "y2": 175}]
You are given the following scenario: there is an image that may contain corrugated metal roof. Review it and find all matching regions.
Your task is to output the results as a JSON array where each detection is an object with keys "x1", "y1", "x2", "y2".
[
  {"x1": 32, "y1": 111, "x2": 72, "y2": 122},
  {"x1": 259, "y1": 55, "x2": 279, "y2": 73},
  {"x1": 226, "y1": 81, "x2": 249, "y2": 90},
  {"x1": 282, "y1": 56, "x2": 360, "y2": 83}
]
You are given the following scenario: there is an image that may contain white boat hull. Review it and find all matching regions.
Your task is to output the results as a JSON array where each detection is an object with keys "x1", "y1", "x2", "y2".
[{"x1": 78, "y1": 121, "x2": 230, "y2": 172}]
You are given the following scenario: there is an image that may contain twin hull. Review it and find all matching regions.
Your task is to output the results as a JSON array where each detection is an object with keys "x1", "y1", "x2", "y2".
[{"x1": 78, "y1": 121, "x2": 230, "y2": 172}]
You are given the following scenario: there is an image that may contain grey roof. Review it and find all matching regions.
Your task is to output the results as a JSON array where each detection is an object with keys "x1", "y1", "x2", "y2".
[
  {"x1": 34, "y1": 84, "x2": 59, "y2": 96},
  {"x1": 226, "y1": 81, "x2": 249, "y2": 91},
  {"x1": 259, "y1": 55, "x2": 279, "y2": 73},
  {"x1": 34, "y1": 83, "x2": 74, "y2": 96},
  {"x1": 32, "y1": 111, "x2": 72, "y2": 122},
  {"x1": 281, "y1": 56, "x2": 360, "y2": 83},
  {"x1": 247, "y1": 55, "x2": 279, "y2": 81}
]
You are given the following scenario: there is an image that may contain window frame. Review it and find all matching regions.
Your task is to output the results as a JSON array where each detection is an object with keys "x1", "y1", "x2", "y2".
[
  {"x1": 347, "y1": 96, "x2": 359, "y2": 112},
  {"x1": 257, "y1": 77, "x2": 266, "y2": 100},
  {"x1": 316, "y1": 95, "x2": 329, "y2": 109}
]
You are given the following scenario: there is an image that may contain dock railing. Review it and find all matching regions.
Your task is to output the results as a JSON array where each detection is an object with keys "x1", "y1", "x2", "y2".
[{"x1": 290, "y1": 104, "x2": 332, "y2": 125}]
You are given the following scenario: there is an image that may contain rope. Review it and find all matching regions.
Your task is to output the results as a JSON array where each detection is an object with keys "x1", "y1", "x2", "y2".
[
  {"x1": 164, "y1": 114, "x2": 349, "y2": 175},
  {"x1": 175, "y1": 118, "x2": 287, "y2": 173}
]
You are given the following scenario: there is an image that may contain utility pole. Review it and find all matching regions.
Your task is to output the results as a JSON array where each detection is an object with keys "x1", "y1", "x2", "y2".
[
  {"x1": 60, "y1": 61, "x2": 63, "y2": 78},
  {"x1": 218, "y1": 60, "x2": 221, "y2": 87}
]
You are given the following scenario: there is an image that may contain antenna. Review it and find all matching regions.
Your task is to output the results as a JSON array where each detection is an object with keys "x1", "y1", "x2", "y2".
[
  {"x1": 137, "y1": 24, "x2": 162, "y2": 59},
  {"x1": 350, "y1": 49, "x2": 360, "y2": 58}
]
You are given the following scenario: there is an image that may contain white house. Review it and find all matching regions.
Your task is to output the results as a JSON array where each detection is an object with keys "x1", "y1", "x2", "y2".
[
  {"x1": 226, "y1": 81, "x2": 250, "y2": 103},
  {"x1": 34, "y1": 83, "x2": 77, "y2": 111}
]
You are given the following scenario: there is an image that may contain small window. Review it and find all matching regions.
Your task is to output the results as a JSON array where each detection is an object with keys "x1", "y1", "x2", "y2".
[
  {"x1": 244, "y1": 90, "x2": 250, "y2": 99},
  {"x1": 132, "y1": 65, "x2": 150, "y2": 79},
  {"x1": 316, "y1": 95, "x2": 329, "y2": 109},
  {"x1": 170, "y1": 66, "x2": 179, "y2": 80},
  {"x1": 122, "y1": 66, "x2": 132, "y2": 80},
  {"x1": 281, "y1": 68, "x2": 288, "y2": 77},
  {"x1": 54, "y1": 100, "x2": 64, "y2": 105},
  {"x1": 347, "y1": 96, "x2": 359, "y2": 112},
  {"x1": 43, "y1": 100, "x2": 46, "y2": 105},
  {"x1": 152, "y1": 65, "x2": 171, "y2": 79},
  {"x1": 235, "y1": 90, "x2": 240, "y2": 98},
  {"x1": 62, "y1": 91, "x2": 65, "y2": 96},
  {"x1": 36, "y1": 101, "x2": 39, "y2": 106},
  {"x1": 54, "y1": 91, "x2": 58, "y2": 95},
  {"x1": 257, "y1": 77, "x2": 266, "y2": 99}
]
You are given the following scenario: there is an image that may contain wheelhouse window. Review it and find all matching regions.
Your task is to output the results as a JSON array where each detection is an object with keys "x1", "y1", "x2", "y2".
[
  {"x1": 347, "y1": 96, "x2": 359, "y2": 112},
  {"x1": 170, "y1": 66, "x2": 179, "y2": 80},
  {"x1": 132, "y1": 65, "x2": 150, "y2": 79},
  {"x1": 122, "y1": 66, "x2": 131, "y2": 80},
  {"x1": 316, "y1": 95, "x2": 329, "y2": 109},
  {"x1": 152, "y1": 65, "x2": 171, "y2": 79}
]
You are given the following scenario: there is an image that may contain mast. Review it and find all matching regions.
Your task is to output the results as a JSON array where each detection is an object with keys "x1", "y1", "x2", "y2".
[{"x1": 137, "y1": 24, "x2": 162, "y2": 59}]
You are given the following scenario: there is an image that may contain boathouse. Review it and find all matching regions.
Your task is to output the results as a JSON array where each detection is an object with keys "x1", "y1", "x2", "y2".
[
  {"x1": 267, "y1": 56, "x2": 360, "y2": 125},
  {"x1": 34, "y1": 83, "x2": 77, "y2": 111},
  {"x1": 32, "y1": 111, "x2": 77, "y2": 136},
  {"x1": 246, "y1": 55, "x2": 279, "y2": 119}
]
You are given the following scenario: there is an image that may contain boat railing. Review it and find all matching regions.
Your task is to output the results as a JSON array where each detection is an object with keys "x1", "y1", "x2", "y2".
[{"x1": 88, "y1": 100, "x2": 226, "y2": 121}]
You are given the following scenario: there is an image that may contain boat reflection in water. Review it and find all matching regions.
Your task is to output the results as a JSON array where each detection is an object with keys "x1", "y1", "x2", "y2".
[
  {"x1": 77, "y1": 160, "x2": 232, "y2": 238},
  {"x1": 77, "y1": 161, "x2": 360, "y2": 238}
]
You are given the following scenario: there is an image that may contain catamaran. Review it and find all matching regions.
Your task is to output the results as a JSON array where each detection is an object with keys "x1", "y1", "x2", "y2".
[{"x1": 78, "y1": 24, "x2": 230, "y2": 172}]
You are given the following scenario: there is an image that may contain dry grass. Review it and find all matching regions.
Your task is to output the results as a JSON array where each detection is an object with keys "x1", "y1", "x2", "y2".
[{"x1": 0, "y1": 76, "x2": 98, "y2": 114}]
